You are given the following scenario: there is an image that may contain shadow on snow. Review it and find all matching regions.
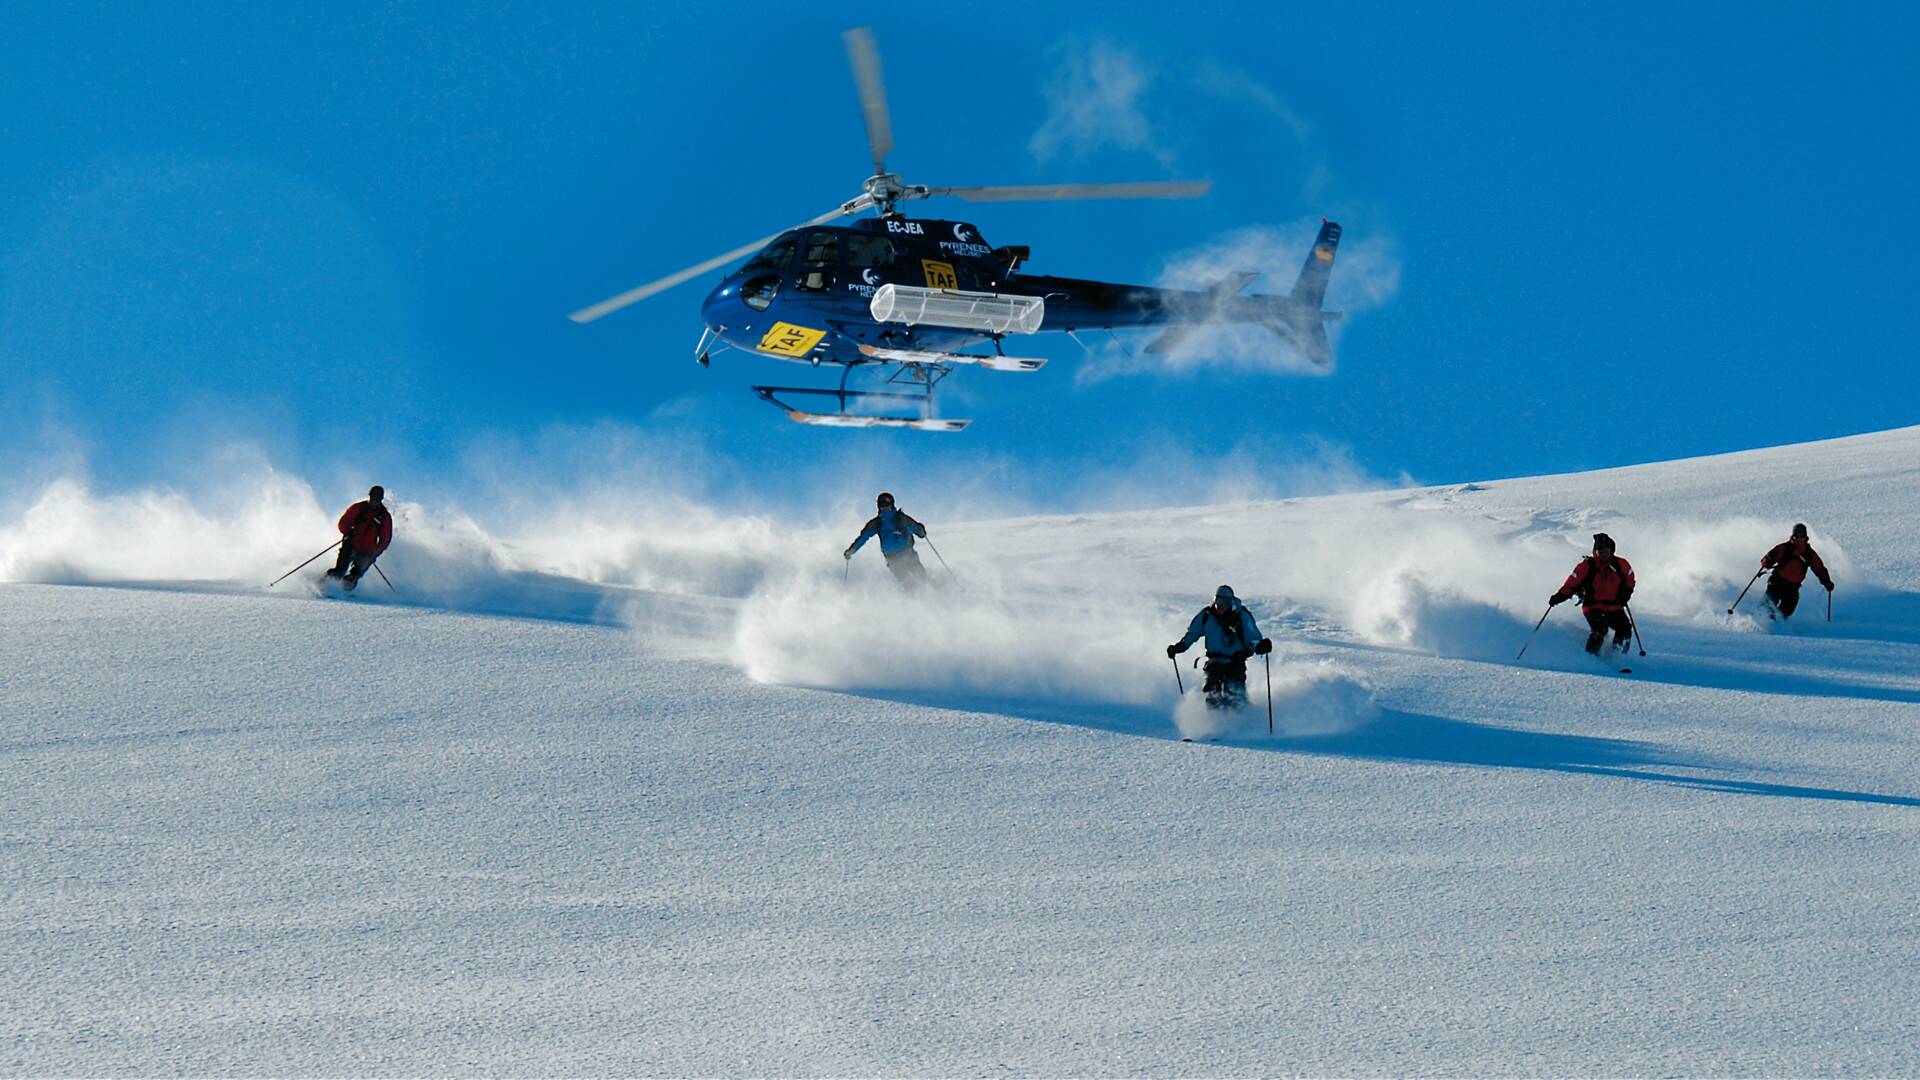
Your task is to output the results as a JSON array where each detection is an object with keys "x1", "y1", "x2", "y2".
[{"x1": 847, "y1": 688, "x2": 1920, "y2": 809}]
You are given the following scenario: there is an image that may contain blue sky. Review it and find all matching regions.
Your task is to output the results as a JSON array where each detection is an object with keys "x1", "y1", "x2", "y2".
[{"x1": 3, "y1": 3, "x2": 1916, "y2": 517}]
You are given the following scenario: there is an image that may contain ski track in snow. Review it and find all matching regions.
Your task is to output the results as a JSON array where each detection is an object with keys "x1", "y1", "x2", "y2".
[{"x1": 4, "y1": 427, "x2": 1919, "y2": 1074}]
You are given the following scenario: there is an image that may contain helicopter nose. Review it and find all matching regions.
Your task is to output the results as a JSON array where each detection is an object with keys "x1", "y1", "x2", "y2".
[{"x1": 700, "y1": 280, "x2": 734, "y2": 327}]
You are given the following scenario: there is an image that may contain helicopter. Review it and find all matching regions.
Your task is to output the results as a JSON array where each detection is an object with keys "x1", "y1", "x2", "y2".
[{"x1": 568, "y1": 29, "x2": 1344, "y2": 432}]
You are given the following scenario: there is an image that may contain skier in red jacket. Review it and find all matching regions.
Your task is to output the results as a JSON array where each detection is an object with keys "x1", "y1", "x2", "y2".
[
  {"x1": 1549, "y1": 533, "x2": 1636, "y2": 654},
  {"x1": 1758, "y1": 523, "x2": 1833, "y2": 620},
  {"x1": 326, "y1": 485, "x2": 393, "y2": 590}
]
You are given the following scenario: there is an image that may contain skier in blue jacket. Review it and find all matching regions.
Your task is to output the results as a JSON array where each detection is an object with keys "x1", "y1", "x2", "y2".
[
  {"x1": 844, "y1": 491, "x2": 932, "y2": 589},
  {"x1": 1168, "y1": 585, "x2": 1273, "y2": 707}
]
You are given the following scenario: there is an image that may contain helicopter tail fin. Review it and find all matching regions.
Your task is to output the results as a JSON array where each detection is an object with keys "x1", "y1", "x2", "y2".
[
  {"x1": 1288, "y1": 219, "x2": 1341, "y2": 310},
  {"x1": 1266, "y1": 219, "x2": 1342, "y2": 365}
]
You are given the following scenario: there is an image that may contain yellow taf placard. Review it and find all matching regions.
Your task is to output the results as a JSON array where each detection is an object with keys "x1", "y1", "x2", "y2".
[
  {"x1": 758, "y1": 321, "x2": 826, "y2": 357},
  {"x1": 920, "y1": 260, "x2": 959, "y2": 289}
]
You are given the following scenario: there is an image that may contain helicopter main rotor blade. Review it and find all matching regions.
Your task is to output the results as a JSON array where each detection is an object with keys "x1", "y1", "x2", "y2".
[
  {"x1": 914, "y1": 180, "x2": 1213, "y2": 203},
  {"x1": 843, "y1": 28, "x2": 893, "y2": 176},
  {"x1": 567, "y1": 202, "x2": 865, "y2": 324}
]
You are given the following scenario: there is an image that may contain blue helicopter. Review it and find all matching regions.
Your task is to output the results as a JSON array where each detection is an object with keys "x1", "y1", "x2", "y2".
[{"x1": 569, "y1": 29, "x2": 1344, "y2": 432}]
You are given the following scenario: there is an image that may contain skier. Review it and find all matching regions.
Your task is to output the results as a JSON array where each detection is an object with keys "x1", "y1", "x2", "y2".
[
  {"x1": 1549, "y1": 532, "x2": 1635, "y2": 655},
  {"x1": 1168, "y1": 585, "x2": 1274, "y2": 708},
  {"x1": 326, "y1": 485, "x2": 393, "y2": 591},
  {"x1": 844, "y1": 491, "x2": 932, "y2": 590},
  {"x1": 1758, "y1": 523, "x2": 1834, "y2": 620}
]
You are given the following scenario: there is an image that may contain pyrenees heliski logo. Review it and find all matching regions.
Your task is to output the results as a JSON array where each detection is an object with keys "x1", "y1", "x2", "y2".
[
  {"x1": 862, "y1": 268, "x2": 880, "y2": 285},
  {"x1": 953, "y1": 224, "x2": 973, "y2": 242}
]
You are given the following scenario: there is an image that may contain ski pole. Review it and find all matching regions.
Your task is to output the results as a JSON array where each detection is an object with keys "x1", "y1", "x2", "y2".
[
  {"x1": 268, "y1": 539, "x2": 343, "y2": 587},
  {"x1": 923, "y1": 537, "x2": 960, "y2": 587},
  {"x1": 1516, "y1": 605, "x2": 1553, "y2": 660},
  {"x1": 1727, "y1": 570, "x2": 1764, "y2": 614},
  {"x1": 1828, "y1": 587, "x2": 1833, "y2": 622},
  {"x1": 1625, "y1": 604, "x2": 1647, "y2": 657},
  {"x1": 843, "y1": 556, "x2": 850, "y2": 587},
  {"x1": 1170, "y1": 653, "x2": 1184, "y2": 695},
  {"x1": 1264, "y1": 652, "x2": 1274, "y2": 734},
  {"x1": 373, "y1": 563, "x2": 397, "y2": 593}
]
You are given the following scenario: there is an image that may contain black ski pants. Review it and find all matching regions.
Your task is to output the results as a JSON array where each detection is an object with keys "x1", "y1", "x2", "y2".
[
  {"x1": 329, "y1": 543, "x2": 378, "y2": 585},
  {"x1": 1583, "y1": 609, "x2": 1632, "y2": 653},
  {"x1": 1203, "y1": 657, "x2": 1249, "y2": 702},
  {"x1": 884, "y1": 548, "x2": 932, "y2": 591},
  {"x1": 1765, "y1": 575, "x2": 1801, "y2": 619}
]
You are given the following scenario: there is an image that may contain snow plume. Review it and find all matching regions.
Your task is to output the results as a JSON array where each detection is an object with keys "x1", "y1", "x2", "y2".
[
  {"x1": 1028, "y1": 41, "x2": 1170, "y2": 168},
  {"x1": 0, "y1": 473, "x2": 334, "y2": 584},
  {"x1": 1056, "y1": 435, "x2": 1402, "y2": 511},
  {"x1": 1026, "y1": 42, "x2": 1322, "y2": 186},
  {"x1": 1347, "y1": 569, "x2": 1534, "y2": 663},
  {"x1": 1239, "y1": 491, "x2": 1861, "y2": 657},
  {"x1": 0, "y1": 443, "x2": 808, "y2": 623},
  {"x1": 1601, "y1": 516, "x2": 1854, "y2": 626},
  {"x1": 734, "y1": 571, "x2": 1169, "y2": 705},
  {"x1": 1173, "y1": 653, "x2": 1379, "y2": 742},
  {"x1": 1076, "y1": 221, "x2": 1402, "y2": 383}
]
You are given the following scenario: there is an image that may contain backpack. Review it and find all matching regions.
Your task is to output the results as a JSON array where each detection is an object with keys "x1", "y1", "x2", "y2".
[
  {"x1": 1206, "y1": 604, "x2": 1249, "y2": 653},
  {"x1": 349, "y1": 502, "x2": 390, "y2": 539},
  {"x1": 1576, "y1": 555, "x2": 1624, "y2": 604}
]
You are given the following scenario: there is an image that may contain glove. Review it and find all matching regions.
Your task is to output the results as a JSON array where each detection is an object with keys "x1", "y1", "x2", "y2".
[
  {"x1": 1825, "y1": 580, "x2": 1835, "y2": 592},
  {"x1": 843, "y1": 547, "x2": 854, "y2": 560},
  {"x1": 1253, "y1": 638, "x2": 1273, "y2": 655},
  {"x1": 1166, "y1": 643, "x2": 1182, "y2": 658},
  {"x1": 1548, "y1": 593, "x2": 1567, "y2": 607}
]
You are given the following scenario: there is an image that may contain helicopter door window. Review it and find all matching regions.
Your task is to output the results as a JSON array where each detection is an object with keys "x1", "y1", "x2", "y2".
[
  {"x1": 845, "y1": 235, "x2": 898, "y2": 270},
  {"x1": 797, "y1": 232, "x2": 838, "y2": 291}
]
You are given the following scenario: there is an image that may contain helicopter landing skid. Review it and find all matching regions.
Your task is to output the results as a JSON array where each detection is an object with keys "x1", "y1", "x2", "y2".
[
  {"x1": 751, "y1": 358, "x2": 969, "y2": 431},
  {"x1": 855, "y1": 343, "x2": 1047, "y2": 372},
  {"x1": 750, "y1": 385, "x2": 970, "y2": 432}
]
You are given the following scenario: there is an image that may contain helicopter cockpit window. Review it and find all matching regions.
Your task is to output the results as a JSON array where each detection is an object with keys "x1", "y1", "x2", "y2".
[
  {"x1": 745, "y1": 238, "x2": 797, "y2": 271},
  {"x1": 797, "y1": 231, "x2": 838, "y2": 291},
  {"x1": 742, "y1": 275, "x2": 779, "y2": 312},
  {"x1": 844, "y1": 235, "x2": 898, "y2": 270}
]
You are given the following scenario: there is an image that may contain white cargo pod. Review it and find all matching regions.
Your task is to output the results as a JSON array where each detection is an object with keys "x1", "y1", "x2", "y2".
[{"x1": 870, "y1": 284, "x2": 1045, "y2": 335}]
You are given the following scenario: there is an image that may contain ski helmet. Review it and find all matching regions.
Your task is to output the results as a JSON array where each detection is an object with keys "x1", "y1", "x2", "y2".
[
  {"x1": 876, "y1": 491, "x2": 895, "y2": 508},
  {"x1": 1592, "y1": 533, "x2": 1615, "y2": 552},
  {"x1": 1792, "y1": 522, "x2": 1809, "y2": 539},
  {"x1": 369, "y1": 485, "x2": 385, "y2": 501},
  {"x1": 1214, "y1": 585, "x2": 1236, "y2": 602}
]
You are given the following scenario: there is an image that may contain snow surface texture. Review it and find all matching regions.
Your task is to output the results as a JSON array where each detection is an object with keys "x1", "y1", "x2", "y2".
[{"x1": 4, "y1": 428, "x2": 1919, "y2": 1074}]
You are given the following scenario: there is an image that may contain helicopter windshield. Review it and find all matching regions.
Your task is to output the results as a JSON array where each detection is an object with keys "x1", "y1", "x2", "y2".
[{"x1": 744, "y1": 237, "x2": 796, "y2": 271}]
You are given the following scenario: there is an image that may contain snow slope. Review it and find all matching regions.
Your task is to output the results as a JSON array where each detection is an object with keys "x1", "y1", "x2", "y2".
[{"x1": 4, "y1": 427, "x2": 1918, "y2": 1075}]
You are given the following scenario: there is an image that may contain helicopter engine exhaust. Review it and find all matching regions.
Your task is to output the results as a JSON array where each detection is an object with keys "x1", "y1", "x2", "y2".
[{"x1": 870, "y1": 284, "x2": 1045, "y2": 335}]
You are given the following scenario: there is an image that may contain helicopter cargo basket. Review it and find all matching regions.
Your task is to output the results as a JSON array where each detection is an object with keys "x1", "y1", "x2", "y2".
[{"x1": 870, "y1": 284, "x2": 1044, "y2": 335}]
